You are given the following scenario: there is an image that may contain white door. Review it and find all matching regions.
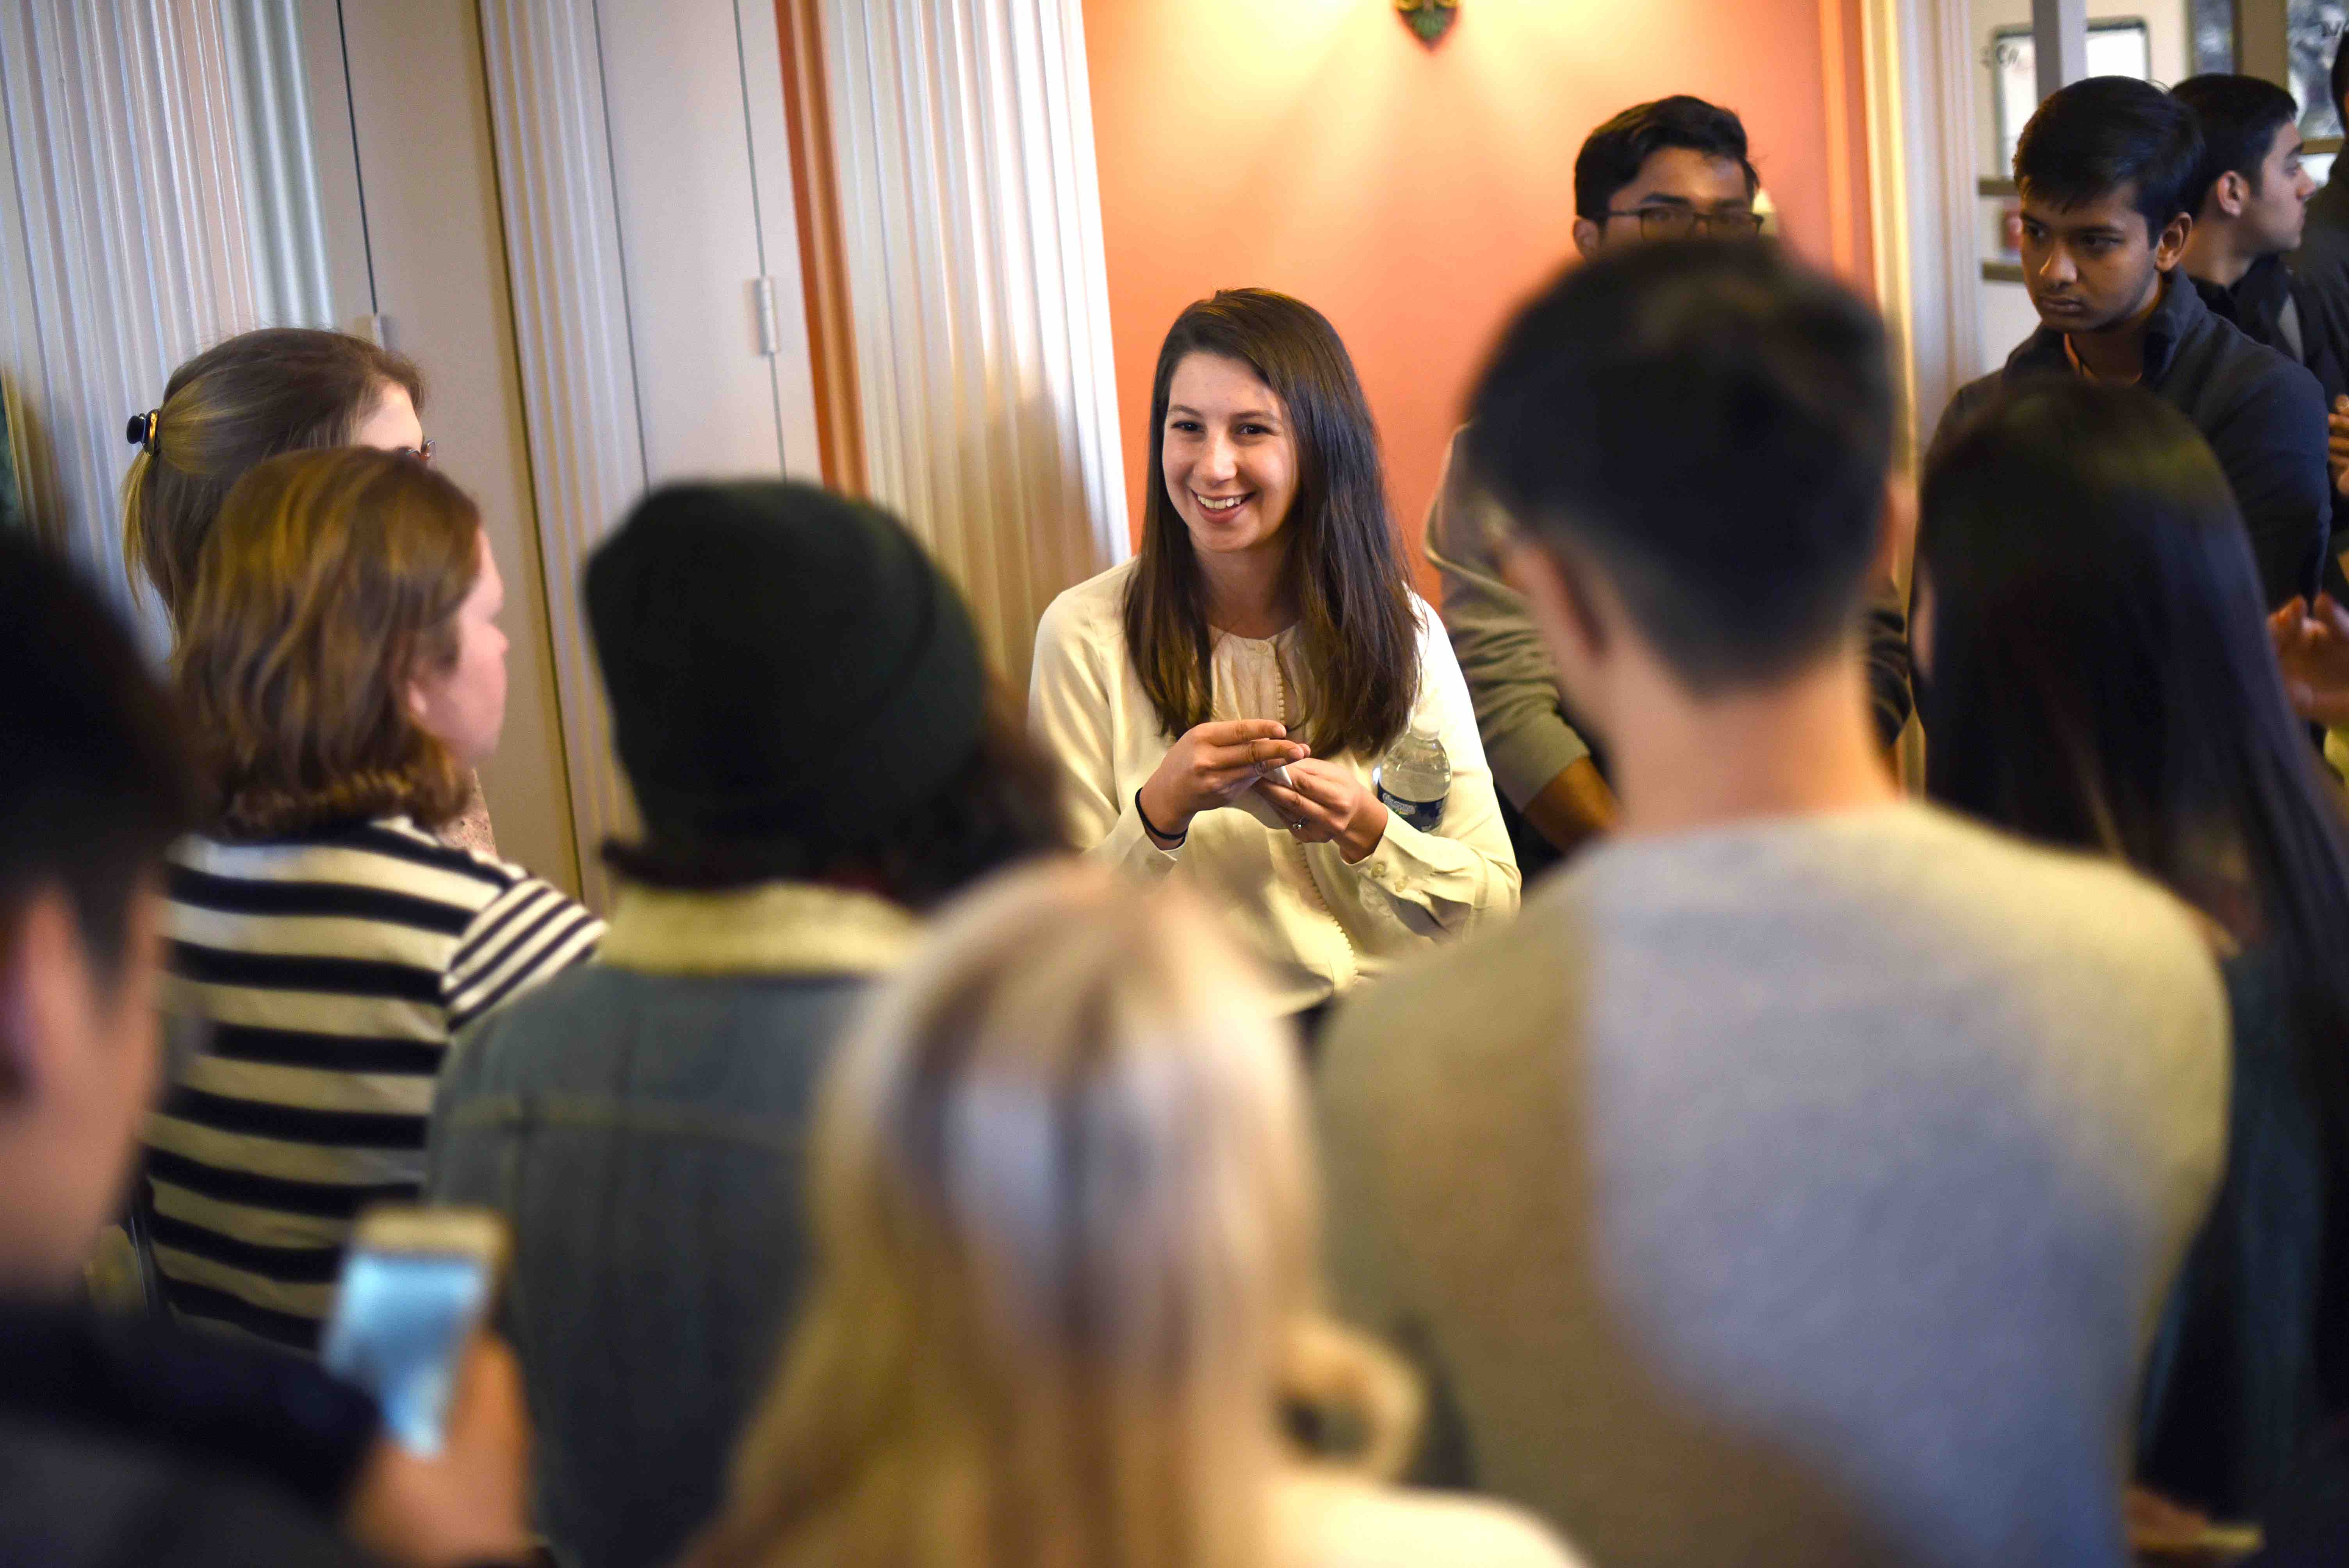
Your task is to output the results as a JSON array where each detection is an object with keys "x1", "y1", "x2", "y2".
[
  {"x1": 596, "y1": 0, "x2": 822, "y2": 484},
  {"x1": 325, "y1": 0, "x2": 823, "y2": 908},
  {"x1": 317, "y1": 0, "x2": 586, "y2": 896}
]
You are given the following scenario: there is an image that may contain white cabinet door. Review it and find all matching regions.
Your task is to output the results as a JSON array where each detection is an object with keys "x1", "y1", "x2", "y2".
[
  {"x1": 326, "y1": 0, "x2": 586, "y2": 897},
  {"x1": 594, "y1": 0, "x2": 821, "y2": 486}
]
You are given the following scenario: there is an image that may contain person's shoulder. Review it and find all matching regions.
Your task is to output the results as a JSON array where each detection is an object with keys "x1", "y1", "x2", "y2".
[
  {"x1": 1406, "y1": 588, "x2": 1447, "y2": 645},
  {"x1": 1034, "y1": 558, "x2": 1135, "y2": 661},
  {"x1": 2190, "y1": 300, "x2": 2326, "y2": 414},
  {"x1": 1932, "y1": 367, "x2": 2009, "y2": 459},
  {"x1": 1034, "y1": 561, "x2": 1132, "y2": 690},
  {"x1": 0, "y1": 1417, "x2": 370, "y2": 1568},
  {"x1": 1896, "y1": 807, "x2": 2217, "y2": 980},
  {"x1": 1322, "y1": 874, "x2": 1574, "y2": 1096},
  {"x1": 447, "y1": 954, "x2": 617, "y2": 1061},
  {"x1": 172, "y1": 820, "x2": 541, "y2": 926},
  {"x1": 1274, "y1": 1470, "x2": 1585, "y2": 1568},
  {"x1": 1042, "y1": 558, "x2": 1136, "y2": 626},
  {"x1": 347, "y1": 817, "x2": 542, "y2": 900}
]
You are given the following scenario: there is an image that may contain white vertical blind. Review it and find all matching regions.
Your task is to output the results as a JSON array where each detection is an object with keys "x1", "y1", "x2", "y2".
[
  {"x1": 1862, "y1": 0, "x2": 1983, "y2": 456},
  {"x1": 476, "y1": 0, "x2": 650, "y2": 914},
  {"x1": 0, "y1": 0, "x2": 332, "y2": 630},
  {"x1": 820, "y1": 0, "x2": 1127, "y2": 687},
  {"x1": 221, "y1": 0, "x2": 334, "y2": 329}
]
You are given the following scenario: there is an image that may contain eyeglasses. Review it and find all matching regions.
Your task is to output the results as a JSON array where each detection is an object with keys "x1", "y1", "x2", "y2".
[
  {"x1": 1602, "y1": 207, "x2": 1766, "y2": 240},
  {"x1": 396, "y1": 438, "x2": 437, "y2": 466}
]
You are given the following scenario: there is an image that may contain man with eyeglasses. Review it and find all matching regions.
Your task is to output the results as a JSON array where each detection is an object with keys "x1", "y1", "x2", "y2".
[{"x1": 1427, "y1": 96, "x2": 1911, "y2": 880}]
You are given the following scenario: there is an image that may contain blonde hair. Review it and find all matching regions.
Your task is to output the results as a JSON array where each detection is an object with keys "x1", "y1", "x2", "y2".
[
  {"x1": 695, "y1": 863, "x2": 1419, "y2": 1568},
  {"x1": 122, "y1": 327, "x2": 422, "y2": 620},
  {"x1": 173, "y1": 446, "x2": 479, "y2": 839}
]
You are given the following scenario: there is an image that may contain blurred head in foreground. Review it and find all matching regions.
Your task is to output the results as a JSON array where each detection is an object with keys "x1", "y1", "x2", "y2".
[
  {"x1": 1467, "y1": 239, "x2": 1896, "y2": 745},
  {"x1": 0, "y1": 533, "x2": 191, "y2": 1290},
  {"x1": 588, "y1": 480, "x2": 1062, "y2": 907},
  {"x1": 697, "y1": 862, "x2": 1417, "y2": 1568}
]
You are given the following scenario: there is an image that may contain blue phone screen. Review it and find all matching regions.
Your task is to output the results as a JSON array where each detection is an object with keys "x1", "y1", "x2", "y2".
[{"x1": 321, "y1": 1251, "x2": 490, "y2": 1454}]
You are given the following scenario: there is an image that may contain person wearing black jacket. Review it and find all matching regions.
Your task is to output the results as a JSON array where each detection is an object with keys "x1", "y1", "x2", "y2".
[
  {"x1": 0, "y1": 530, "x2": 528, "y2": 1568},
  {"x1": 2175, "y1": 75, "x2": 2349, "y2": 408},
  {"x1": 2292, "y1": 43, "x2": 2349, "y2": 333},
  {"x1": 1935, "y1": 76, "x2": 2330, "y2": 610}
]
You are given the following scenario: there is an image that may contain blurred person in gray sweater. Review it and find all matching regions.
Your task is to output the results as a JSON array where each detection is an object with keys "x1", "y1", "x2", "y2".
[{"x1": 1319, "y1": 241, "x2": 2228, "y2": 1568}]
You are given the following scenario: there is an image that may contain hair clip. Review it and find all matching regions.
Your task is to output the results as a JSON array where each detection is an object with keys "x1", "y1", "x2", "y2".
[{"x1": 125, "y1": 410, "x2": 159, "y2": 453}]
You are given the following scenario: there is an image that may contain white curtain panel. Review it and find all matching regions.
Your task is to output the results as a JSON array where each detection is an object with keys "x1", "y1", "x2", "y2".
[
  {"x1": 475, "y1": 0, "x2": 648, "y2": 915},
  {"x1": 0, "y1": 0, "x2": 330, "y2": 636},
  {"x1": 821, "y1": 0, "x2": 1129, "y2": 688}
]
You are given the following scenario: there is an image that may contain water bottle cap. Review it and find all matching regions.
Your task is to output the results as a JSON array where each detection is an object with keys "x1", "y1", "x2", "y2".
[{"x1": 1408, "y1": 712, "x2": 1440, "y2": 739}]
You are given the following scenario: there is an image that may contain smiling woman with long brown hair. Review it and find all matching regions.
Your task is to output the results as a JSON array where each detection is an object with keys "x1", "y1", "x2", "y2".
[{"x1": 1028, "y1": 290, "x2": 1517, "y2": 1028}]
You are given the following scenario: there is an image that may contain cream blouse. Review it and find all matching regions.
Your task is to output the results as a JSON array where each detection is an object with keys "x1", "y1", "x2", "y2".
[{"x1": 1028, "y1": 559, "x2": 1520, "y2": 1014}]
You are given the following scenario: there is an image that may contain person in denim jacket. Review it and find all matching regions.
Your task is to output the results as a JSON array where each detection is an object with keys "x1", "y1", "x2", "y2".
[{"x1": 424, "y1": 480, "x2": 1064, "y2": 1568}]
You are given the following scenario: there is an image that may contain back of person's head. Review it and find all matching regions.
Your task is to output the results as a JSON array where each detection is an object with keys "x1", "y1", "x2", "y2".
[
  {"x1": 2014, "y1": 76, "x2": 2203, "y2": 241},
  {"x1": 0, "y1": 532, "x2": 192, "y2": 1286},
  {"x1": 1920, "y1": 377, "x2": 2349, "y2": 1089},
  {"x1": 123, "y1": 327, "x2": 422, "y2": 621},
  {"x1": 1573, "y1": 94, "x2": 1757, "y2": 220},
  {"x1": 1466, "y1": 239, "x2": 1892, "y2": 692},
  {"x1": 2335, "y1": 36, "x2": 2349, "y2": 127},
  {"x1": 587, "y1": 481, "x2": 1062, "y2": 907},
  {"x1": 174, "y1": 446, "x2": 481, "y2": 839},
  {"x1": 1131, "y1": 288, "x2": 1419, "y2": 762},
  {"x1": 2172, "y1": 73, "x2": 2301, "y2": 217},
  {"x1": 696, "y1": 862, "x2": 1416, "y2": 1568}
]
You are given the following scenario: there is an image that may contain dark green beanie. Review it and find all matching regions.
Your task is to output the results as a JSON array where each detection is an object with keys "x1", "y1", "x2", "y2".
[{"x1": 586, "y1": 480, "x2": 985, "y2": 859}]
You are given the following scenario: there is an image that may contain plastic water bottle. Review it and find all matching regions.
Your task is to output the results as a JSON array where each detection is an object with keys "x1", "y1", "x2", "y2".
[{"x1": 1375, "y1": 715, "x2": 1449, "y2": 833}]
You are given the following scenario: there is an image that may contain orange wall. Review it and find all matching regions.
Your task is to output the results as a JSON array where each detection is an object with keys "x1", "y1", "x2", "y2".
[{"x1": 1082, "y1": 0, "x2": 1873, "y2": 593}]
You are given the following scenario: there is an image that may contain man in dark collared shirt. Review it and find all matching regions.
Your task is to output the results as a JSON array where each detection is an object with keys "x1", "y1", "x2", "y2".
[
  {"x1": 2175, "y1": 75, "x2": 2349, "y2": 408},
  {"x1": 1936, "y1": 77, "x2": 2329, "y2": 609}
]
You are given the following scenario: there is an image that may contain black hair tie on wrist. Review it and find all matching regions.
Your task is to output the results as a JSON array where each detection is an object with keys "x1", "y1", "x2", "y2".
[
  {"x1": 125, "y1": 410, "x2": 159, "y2": 454},
  {"x1": 1135, "y1": 788, "x2": 1186, "y2": 847}
]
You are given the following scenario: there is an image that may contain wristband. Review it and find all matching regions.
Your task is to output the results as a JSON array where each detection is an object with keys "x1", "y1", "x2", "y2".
[{"x1": 1135, "y1": 788, "x2": 1187, "y2": 847}]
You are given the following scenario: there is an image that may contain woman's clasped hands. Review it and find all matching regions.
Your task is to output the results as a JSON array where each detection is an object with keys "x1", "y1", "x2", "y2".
[
  {"x1": 1135, "y1": 720, "x2": 1389, "y2": 863},
  {"x1": 1136, "y1": 720, "x2": 1308, "y2": 846},
  {"x1": 1257, "y1": 759, "x2": 1388, "y2": 863}
]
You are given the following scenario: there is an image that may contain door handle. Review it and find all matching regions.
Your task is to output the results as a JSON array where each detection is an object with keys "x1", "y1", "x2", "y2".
[{"x1": 752, "y1": 277, "x2": 779, "y2": 358}]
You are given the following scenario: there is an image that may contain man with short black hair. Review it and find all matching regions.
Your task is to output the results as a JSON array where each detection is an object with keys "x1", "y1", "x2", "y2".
[
  {"x1": 0, "y1": 532, "x2": 528, "y2": 1568},
  {"x1": 2174, "y1": 74, "x2": 2345, "y2": 406},
  {"x1": 1938, "y1": 75, "x2": 2330, "y2": 608},
  {"x1": 1427, "y1": 95, "x2": 1910, "y2": 878},
  {"x1": 1320, "y1": 241, "x2": 2227, "y2": 1568}
]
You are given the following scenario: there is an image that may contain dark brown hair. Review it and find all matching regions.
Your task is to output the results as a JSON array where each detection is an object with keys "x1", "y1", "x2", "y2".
[
  {"x1": 123, "y1": 327, "x2": 423, "y2": 620},
  {"x1": 1124, "y1": 290, "x2": 1418, "y2": 761},
  {"x1": 174, "y1": 447, "x2": 480, "y2": 839},
  {"x1": 0, "y1": 533, "x2": 193, "y2": 982}
]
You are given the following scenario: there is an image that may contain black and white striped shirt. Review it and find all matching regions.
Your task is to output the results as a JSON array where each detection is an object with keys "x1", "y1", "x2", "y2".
[{"x1": 143, "y1": 816, "x2": 602, "y2": 1352}]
